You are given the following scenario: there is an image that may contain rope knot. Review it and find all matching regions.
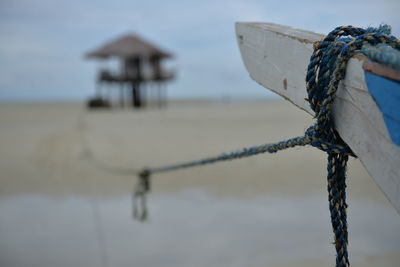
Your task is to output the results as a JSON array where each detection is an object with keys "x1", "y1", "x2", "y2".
[
  {"x1": 133, "y1": 169, "x2": 151, "y2": 221},
  {"x1": 138, "y1": 169, "x2": 151, "y2": 190}
]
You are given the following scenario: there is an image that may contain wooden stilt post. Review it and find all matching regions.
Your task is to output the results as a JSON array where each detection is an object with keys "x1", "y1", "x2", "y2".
[
  {"x1": 132, "y1": 82, "x2": 142, "y2": 108},
  {"x1": 141, "y1": 83, "x2": 146, "y2": 107},
  {"x1": 150, "y1": 83, "x2": 155, "y2": 108},
  {"x1": 107, "y1": 83, "x2": 112, "y2": 107},
  {"x1": 96, "y1": 81, "x2": 102, "y2": 98},
  {"x1": 162, "y1": 83, "x2": 167, "y2": 108},
  {"x1": 120, "y1": 82, "x2": 124, "y2": 108},
  {"x1": 157, "y1": 82, "x2": 162, "y2": 109}
]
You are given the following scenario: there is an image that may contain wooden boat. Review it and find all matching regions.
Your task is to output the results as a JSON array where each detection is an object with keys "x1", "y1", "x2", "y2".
[{"x1": 235, "y1": 22, "x2": 400, "y2": 213}]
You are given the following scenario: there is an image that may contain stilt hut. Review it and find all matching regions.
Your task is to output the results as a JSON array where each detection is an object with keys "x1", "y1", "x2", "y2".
[{"x1": 85, "y1": 34, "x2": 174, "y2": 108}]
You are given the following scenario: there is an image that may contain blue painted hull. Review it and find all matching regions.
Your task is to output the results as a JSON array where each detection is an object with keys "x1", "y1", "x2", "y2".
[{"x1": 365, "y1": 72, "x2": 400, "y2": 146}]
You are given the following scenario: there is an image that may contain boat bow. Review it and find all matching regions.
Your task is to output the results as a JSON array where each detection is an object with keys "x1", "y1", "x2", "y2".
[{"x1": 236, "y1": 22, "x2": 400, "y2": 213}]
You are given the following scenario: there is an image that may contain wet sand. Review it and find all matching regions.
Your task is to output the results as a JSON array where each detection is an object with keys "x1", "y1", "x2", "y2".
[{"x1": 0, "y1": 100, "x2": 399, "y2": 266}]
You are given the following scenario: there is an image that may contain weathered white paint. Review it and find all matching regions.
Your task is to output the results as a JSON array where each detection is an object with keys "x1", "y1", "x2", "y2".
[{"x1": 236, "y1": 22, "x2": 400, "y2": 213}]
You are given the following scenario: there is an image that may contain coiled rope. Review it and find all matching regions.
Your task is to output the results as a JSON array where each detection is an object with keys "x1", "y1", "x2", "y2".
[{"x1": 137, "y1": 25, "x2": 400, "y2": 267}]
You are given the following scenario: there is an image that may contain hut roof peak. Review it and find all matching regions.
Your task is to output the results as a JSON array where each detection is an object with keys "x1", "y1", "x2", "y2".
[{"x1": 86, "y1": 33, "x2": 172, "y2": 59}]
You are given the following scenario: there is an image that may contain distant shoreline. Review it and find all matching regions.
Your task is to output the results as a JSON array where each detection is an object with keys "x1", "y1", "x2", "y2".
[{"x1": 0, "y1": 97, "x2": 284, "y2": 105}]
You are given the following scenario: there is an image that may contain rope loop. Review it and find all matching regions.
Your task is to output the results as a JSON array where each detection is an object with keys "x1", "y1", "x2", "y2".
[{"x1": 306, "y1": 24, "x2": 400, "y2": 267}]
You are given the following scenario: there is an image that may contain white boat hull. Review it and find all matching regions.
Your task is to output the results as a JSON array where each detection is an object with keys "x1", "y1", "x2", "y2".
[{"x1": 236, "y1": 22, "x2": 400, "y2": 213}]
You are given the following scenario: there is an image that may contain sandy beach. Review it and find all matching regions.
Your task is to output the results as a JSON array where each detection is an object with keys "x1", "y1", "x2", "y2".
[{"x1": 0, "y1": 100, "x2": 399, "y2": 267}]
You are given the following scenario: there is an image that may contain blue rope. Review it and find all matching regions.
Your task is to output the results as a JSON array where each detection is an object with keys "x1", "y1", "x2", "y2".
[
  {"x1": 362, "y1": 43, "x2": 400, "y2": 70},
  {"x1": 138, "y1": 133, "x2": 351, "y2": 177},
  {"x1": 137, "y1": 25, "x2": 400, "y2": 267}
]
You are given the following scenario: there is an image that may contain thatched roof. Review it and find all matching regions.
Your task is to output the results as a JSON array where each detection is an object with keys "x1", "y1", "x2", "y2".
[{"x1": 86, "y1": 34, "x2": 172, "y2": 59}]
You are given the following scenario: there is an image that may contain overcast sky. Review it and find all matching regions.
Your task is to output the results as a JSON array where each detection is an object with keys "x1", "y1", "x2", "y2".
[{"x1": 0, "y1": 0, "x2": 399, "y2": 101}]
